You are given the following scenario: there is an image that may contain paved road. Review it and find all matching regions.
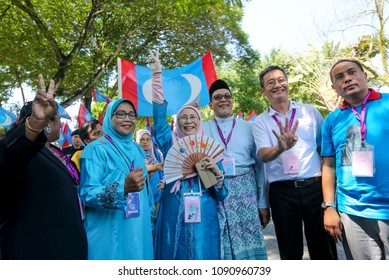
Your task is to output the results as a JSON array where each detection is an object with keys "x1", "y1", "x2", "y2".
[{"x1": 263, "y1": 219, "x2": 346, "y2": 260}]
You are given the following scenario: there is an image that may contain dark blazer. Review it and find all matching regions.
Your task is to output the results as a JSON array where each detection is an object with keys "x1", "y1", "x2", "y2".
[{"x1": 0, "y1": 125, "x2": 87, "y2": 260}]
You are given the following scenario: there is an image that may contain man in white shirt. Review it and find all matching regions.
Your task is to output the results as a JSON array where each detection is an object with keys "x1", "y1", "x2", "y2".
[{"x1": 252, "y1": 66, "x2": 337, "y2": 260}]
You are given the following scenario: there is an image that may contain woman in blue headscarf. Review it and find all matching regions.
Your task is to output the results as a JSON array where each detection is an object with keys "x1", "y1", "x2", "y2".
[{"x1": 79, "y1": 99, "x2": 155, "y2": 260}]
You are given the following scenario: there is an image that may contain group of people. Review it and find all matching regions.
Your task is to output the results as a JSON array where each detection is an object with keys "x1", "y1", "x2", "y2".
[{"x1": 0, "y1": 55, "x2": 388, "y2": 260}]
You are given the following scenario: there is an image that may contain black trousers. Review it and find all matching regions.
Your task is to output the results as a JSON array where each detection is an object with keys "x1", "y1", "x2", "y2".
[{"x1": 269, "y1": 179, "x2": 338, "y2": 260}]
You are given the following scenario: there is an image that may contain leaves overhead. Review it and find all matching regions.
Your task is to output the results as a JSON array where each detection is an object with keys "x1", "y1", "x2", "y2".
[{"x1": 0, "y1": 0, "x2": 254, "y2": 108}]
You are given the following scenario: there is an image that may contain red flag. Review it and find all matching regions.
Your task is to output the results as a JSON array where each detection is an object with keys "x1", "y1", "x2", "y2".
[
  {"x1": 237, "y1": 110, "x2": 244, "y2": 119},
  {"x1": 118, "y1": 52, "x2": 217, "y2": 116},
  {"x1": 145, "y1": 116, "x2": 151, "y2": 132},
  {"x1": 98, "y1": 113, "x2": 103, "y2": 125},
  {"x1": 59, "y1": 122, "x2": 72, "y2": 147},
  {"x1": 77, "y1": 103, "x2": 96, "y2": 128},
  {"x1": 246, "y1": 110, "x2": 257, "y2": 121}
]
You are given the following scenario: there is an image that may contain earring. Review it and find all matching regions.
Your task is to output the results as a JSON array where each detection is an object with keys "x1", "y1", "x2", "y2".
[{"x1": 45, "y1": 124, "x2": 52, "y2": 134}]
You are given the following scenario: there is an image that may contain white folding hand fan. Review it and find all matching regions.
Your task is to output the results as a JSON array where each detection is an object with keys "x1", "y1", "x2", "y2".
[{"x1": 164, "y1": 134, "x2": 224, "y2": 184}]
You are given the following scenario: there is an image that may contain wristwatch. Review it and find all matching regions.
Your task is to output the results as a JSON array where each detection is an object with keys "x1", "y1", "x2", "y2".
[{"x1": 321, "y1": 201, "x2": 336, "y2": 210}]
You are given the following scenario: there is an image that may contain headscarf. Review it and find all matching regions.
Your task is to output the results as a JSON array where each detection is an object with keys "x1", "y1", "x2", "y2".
[
  {"x1": 136, "y1": 129, "x2": 164, "y2": 180},
  {"x1": 136, "y1": 129, "x2": 158, "y2": 165},
  {"x1": 170, "y1": 105, "x2": 204, "y2": 194},
  {"x1": 102, "y1": 99, "x2": 146, "y2": 171},
  {"x1": 172, "y1": 105, "x2": 204, "y2": 144}
]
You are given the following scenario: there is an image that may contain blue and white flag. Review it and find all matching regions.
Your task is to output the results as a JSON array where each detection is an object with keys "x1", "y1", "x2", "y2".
[
  {"x1": 118, "y1": 52, "x2": 218, "y2": 116},
  {"x1": 0, "y1": 106, "x2": 17, "y2": 129},
  {"x1": 57, "y1": 103, "x2": 71, "y2": 120}
]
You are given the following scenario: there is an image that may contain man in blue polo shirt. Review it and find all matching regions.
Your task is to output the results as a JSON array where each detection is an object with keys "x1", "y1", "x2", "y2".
[{"x1": 321, "y1": 59, "x2": 389, "y2": 260}]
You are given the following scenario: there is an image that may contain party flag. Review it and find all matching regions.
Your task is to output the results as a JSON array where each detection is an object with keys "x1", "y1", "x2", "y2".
[
  {"x1": 0, "y1": 106, "x2": 16, "y2": 129},
  {"x1": 58, "y1": 122, "x2": 73, "y2": 147},
  {"x1": 92, "y1": 88, "x2": 111, "y2": 104},
  {"x1": 57, "y1": 103, "x2": 71, "y2": 120},
  {"x1": 118, "y1": 52, "x2": 217, "y2": 116},
  {"x1": 237, "y1": 110, "x2": 244, "y2": 120},
  {"x1": 146, "y1": 116, "x2": 152, "y2": 132},
  {"x1": 246, "y1": 110, "x2": 257, "y2": 122},
  {"x1": 77, "y1": 103, "x2": 96, "y2": 128}
]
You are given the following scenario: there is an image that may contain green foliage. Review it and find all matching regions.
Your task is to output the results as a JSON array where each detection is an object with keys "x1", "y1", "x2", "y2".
[
  {"x1": 1, "y1": 0, "x2": 388, "y2": 124},
  {"x1": 0, "y1": 0, "x2": 254, "y2": 111},
  {"x1": 206, "y1": 51, "x2": 266, "y2": 119}
]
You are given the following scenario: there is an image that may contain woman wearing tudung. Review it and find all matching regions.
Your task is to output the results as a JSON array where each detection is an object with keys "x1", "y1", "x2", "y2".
[
  {"x1": 79, "y1": 99, "x2": 155, "y2": 260},
  {"x1": 0, "y1": 75, "x2": 87, "y2": 260},
  {"x1": 149, "y1": 50, "x2": 228, "y2": 260},
  {"x1": 136, "y1": 129, "x2": 165, "y2": 216}
]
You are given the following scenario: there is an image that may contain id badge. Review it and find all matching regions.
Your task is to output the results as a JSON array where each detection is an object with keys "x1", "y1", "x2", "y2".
[
  {"x1": 352, "y1": 147, "x2": 374, "y2": 177},
  {"x1": 282, "y1": 152, "x2": 299, "y2": 174},
  {"x1": 125, "y1": 192, "x2": 140, "y2": 218},
  {"x1": 184, "y1": 194, "x2": 201, "y2": 223},
  {"x1": 222, "y1": 157, "x2": 236, "y2": 176}
]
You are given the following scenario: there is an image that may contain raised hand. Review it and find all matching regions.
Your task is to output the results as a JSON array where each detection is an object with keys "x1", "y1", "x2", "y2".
[
  {"x1": 188, "y1": 96, "x2": 200, "y2": 109},
  {"x1": 25, "y1": 74, "x2": 58, "y2": 138},
  {"x1": 272, "y1": 117, "x2": 299, "y2": 152},
  {"x1": 148, "y1": 49, "x2": 162, "y2": 74},
  {"x1": 32, "y1": 74, "x2": 57, "y2": 122}
]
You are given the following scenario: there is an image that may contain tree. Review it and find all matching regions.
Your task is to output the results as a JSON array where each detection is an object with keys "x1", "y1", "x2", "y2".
[
  {"x1": 199, "y1": 52, "x2": 266, "y2": 121},
  {"x1": 0, "y1": 0, "x2": 256, "y2": 113},
  {"x1": 335, "y1": 0, "x2": 388, "y2": 85}
]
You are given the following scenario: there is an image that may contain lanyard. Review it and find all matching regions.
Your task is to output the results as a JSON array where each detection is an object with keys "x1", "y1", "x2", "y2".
[
  {"x1": 50, "y1": 145, "x2": 79, "y2": 183},
  {"x1": 271, "y1": 108, "x2": 297, "y2": 129},
  {"x1": 213, "y1": 117, "x2": 236, "y2": 150},
  {"x1": 350, "y1": 90, "x2": 371, "y2": 141}
]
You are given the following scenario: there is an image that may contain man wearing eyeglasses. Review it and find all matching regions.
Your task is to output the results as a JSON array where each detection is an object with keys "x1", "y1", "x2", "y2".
[
  {"x1": 202, "y1": 79, "x2": 269, "y2": 260},
  {"x1": 252, "y1": 65, "x2": 337, "y2": 260}
]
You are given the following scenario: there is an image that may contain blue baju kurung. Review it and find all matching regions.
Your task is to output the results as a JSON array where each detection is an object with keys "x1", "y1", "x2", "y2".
[
  {"x1": 153, "y1": 101, "x2": 228, "y2": 260},
  {"x1": 80, "y1": 99, "x2": 155, "y2": 260}
]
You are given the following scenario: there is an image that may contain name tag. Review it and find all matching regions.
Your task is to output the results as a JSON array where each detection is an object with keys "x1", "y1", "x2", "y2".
[
  {"x1": 222, "y1": 157, "x2": 236, "y2": 176},
  {"x1": 184, "y1": 194, "x2": 201, "y2": 223},
  {"x1": 125, "y1": 192, "x2": 140, "y2": 218},
  {"x1": 282, "y1": 152, "x2": 299, "y2": 174},
  {"x1": 352, "y1": 150, "x2": 374, "y2": 177}
]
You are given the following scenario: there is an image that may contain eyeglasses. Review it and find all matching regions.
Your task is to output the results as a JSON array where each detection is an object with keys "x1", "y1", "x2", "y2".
[
  {"x1": 140, "y1": 138, "x2": 152, "y2": 142},
  {"x1": 178, "y1": 115, "x2": 199, "y2": 122},
  {"x1": 265, "y1": 77, "x2": 287, "y2": 88},
  {"x1": 113, "y1": 110, "x2": 137, "y2": 120},
  {"x1": 212, "y1": 93, "x2": 232, "y2": 101}
]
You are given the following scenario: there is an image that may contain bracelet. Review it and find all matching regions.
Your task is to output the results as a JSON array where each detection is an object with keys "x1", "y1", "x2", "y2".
[{"x1": 25, "y1": 117, "x2": 43, "y2": 133}]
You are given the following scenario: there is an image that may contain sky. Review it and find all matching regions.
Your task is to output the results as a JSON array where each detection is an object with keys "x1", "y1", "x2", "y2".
[{"x1": 241, "y1": 0, "x2": 364, "y2": 55}]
